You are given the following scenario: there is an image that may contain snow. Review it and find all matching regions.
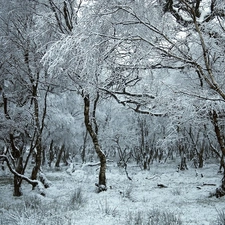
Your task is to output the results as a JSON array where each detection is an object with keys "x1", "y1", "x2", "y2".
[{"x1": 0, "y1": 161, "x2": 224, "y2": 225}]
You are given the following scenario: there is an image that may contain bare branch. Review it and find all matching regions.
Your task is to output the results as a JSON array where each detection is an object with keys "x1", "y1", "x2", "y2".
[{"x1": 99, "y1": 87, "x2": 164, "y2": 116}]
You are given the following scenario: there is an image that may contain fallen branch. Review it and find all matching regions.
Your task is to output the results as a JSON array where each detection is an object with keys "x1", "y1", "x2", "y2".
[
  {"x1": 83, "y1": 162, "x2": 101, "y2": 167},
  {"x1": 145, "y1": 174, "x2": 160, "y2": 180},
  {"x1": 197, "y1": 183, "x2": 217, "y2": 190},
  {"x1": 82, "y1": 159, "x2": 113, "y2": 168},
  {"x1": 157, "y1": 183, "x2": 168, "y2": 188},
  {"x1": 203, "y1": 183, "x2": 216, "y2": 186}
]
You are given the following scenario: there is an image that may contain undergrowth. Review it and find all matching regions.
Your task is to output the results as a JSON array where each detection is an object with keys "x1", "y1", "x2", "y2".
[
  {"x1": 125, "y1": 208, "x2": 182, "y2": 225},
  {"x1": 216, "y1": 209, "x2": 225, "y2": 225}
]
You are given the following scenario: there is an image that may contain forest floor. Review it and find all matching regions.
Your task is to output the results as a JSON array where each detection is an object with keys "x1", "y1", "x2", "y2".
[{"x1": 0, "y1": 160, "x2": 224, "y2": 225}]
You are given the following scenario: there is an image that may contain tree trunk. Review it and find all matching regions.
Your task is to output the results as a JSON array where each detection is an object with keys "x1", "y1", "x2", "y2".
[
  {"x1": 14, "y1": 176, "x2": 22, "y2": 196},
  {"x1": 55, "y1": 144, "x2": 65, "y2": 167},
  {"x1": 31, "y1": 137, "x2": 42, "y2": 184},
  {"x1": 83, "y1": 94, "x2": 107, "y2": 191},
  {"x1": 211, "y1": 110, "x2": 225, "y2": 173},
  {"x1": 42, "y1": 145, "x2": 46, "y2": 166},
  {"x1": 48, "y1": 139, "x2": 54, "y2": 167},
  {"x1": 30, "y1": 84, "x2": 42, "y2": 185},
  {"x1": 3, "y1": 95, "x2": 23, "y2": 196},
  {"x1": 211, "y1": 110, "x2": 225, "y2": 197},
  {"x1": 198, "y1": 146, "x2": 204, "y2": 168},
  {"x1": 81, "y1": 130, "x2": 88, "y2": 163},
  {"x1": 179, "y1": 145, "x2": 188, "y2": 171},
  {"x1": 62, "y1": 149, "x2": 69, "y2": 166},
  {"x1": 13, "y1": 157, "x2": 23, "y2": 196}
]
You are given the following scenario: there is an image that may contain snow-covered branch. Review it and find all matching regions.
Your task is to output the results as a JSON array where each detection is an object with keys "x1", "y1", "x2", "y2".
[{"x1": 0, "y1": 155, "x2": 38, "y2": 186}]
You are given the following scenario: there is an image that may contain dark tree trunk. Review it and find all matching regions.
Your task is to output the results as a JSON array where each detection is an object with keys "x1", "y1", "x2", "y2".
[
  {"x1": 83, "y1": 94, "x2": 106, "y2": 191},
  {"x1": 48, "y1": 139, "x2": 54, "y2": 167},
  {"x1": 211, "y1": 110, "x2": 225, "y2": 174},
  {"x1": 179, "y1": 145, "x2": 188, "y2": 171},
  {"x1": 211, "y1": 110, "x2": 225, "y2": 197},
  {"x1": 42, "y1": 145, "x2": 46, "y2": 166},
  {"x1": 219, "y1": 156, "x2": 225, "y2": 172},
  {"x1": 81, "y1": 130, "x2": 88, "y2": 163},
  {"x1": 14, "y1": 176, "x2": 22, "y2": 196},
  {"x1": 13, "y1": 157, "x2": 23, "y2": 196},
  {"x1": 31, "y1": 137, "x2": 42, "y2": 185},
  {"x1": 62, "y1": 149, "x2": 69, "y2": 166},
  {"x1": 198, "y1": 146, "x2": 204, "y2": 168},
  {"x1": 3, "y1": 95, "x2": 23, "y2": 196},
  {"x1": 30, "y1": 84, "x2": 43, "y2": 185},
  {"x1": 55, "y1": 144, "x2": 65, "y2": 167}
]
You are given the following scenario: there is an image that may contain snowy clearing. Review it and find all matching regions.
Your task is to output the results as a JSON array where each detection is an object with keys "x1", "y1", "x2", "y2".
[{"x1": 0, "y1": 161, "x2": 224, "y2": 225}]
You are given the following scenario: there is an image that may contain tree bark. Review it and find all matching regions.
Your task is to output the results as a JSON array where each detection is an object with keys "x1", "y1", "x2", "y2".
[
  {"x1": 3, "y1": 95, "x2": 23, "y2": 196},
  {"x1": 48, "y1": 139, "x2": 54, "y2": 167},
  {"x1": 81, "y1": 130, "x2": 88, "y2": 163},
  {"x1": 83, "y1": 94, "x2": 107, "y2": 191},
  {"x1": 30, "y1": 136, "x2": 42, "y2": 186},
  {"x1": 30, "y1": 83, "x2": 42, "y2": 185},
  {"x1": 13, "y1": 157, "x2": 23, "y2": 196},
  {"x1": 211, "y1": 110, "x2": 225, "y2": 197},
  {"x1": 211, "y1": 110, "x2": 225, "y2": 172},
  {"x1": 55, "y1": 144, "x2": 65, "y2": 167},
  {"x1": 179, "y1": 145, "x2": 188, "y2": 171}
]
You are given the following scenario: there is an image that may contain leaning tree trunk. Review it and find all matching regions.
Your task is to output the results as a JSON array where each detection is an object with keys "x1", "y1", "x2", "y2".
[
  {"x1": 83, "y1": 94, "x2": 107, "y2": 191},
  {"x1": 211, "y1": 110, "x2": 225, "y2": 197},
  {"x1": 3, "y1": 96, "x2": 23, "y2": 196},
  {"x1": 9, "y1": 134, "x2": 24, "y2": 196}
]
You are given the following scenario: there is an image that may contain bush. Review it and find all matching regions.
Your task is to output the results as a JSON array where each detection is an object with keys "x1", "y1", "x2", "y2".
[
  {"x1": 122, "y1": 185, "x2": 133, "y2": 200},
  {"x1": 24, "y1": 195, "x2": 42, "y2": 210},
  {"x1": 98, "y1": 198, "x2": 118, "y2": 217},
  {"x1": 68, "y1": 187, "x2": 87, "y2": 210}
]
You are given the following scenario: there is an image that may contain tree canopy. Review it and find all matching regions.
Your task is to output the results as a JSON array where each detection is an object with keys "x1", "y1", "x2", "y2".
[{"x1": 0, "y1": 0, "x2": 225, "y2": 195}]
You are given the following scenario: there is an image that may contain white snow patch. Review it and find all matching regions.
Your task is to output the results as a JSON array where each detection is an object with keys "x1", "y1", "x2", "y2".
[{"x1": 0, "y1": 162, "x2": 224, "y2": 225}]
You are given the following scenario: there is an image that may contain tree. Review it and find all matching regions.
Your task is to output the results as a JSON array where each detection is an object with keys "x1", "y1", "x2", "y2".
[
  {"x1": 0, "y1": 0, "x2": 50, "y2": 195},
  {"x1": 41, "y1": 0, "x2": 110, "y2": 191},
  {"x1": 95, "y1": 0, "x2": 225, "y2": 194}
]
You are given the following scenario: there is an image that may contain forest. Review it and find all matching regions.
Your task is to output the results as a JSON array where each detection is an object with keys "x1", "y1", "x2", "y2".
[{"x1": 0, "y1": 0, "x2": 225, "y2": 224}]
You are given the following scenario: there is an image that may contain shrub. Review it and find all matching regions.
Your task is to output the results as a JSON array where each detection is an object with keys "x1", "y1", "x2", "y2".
[
  {"x1": 121, "y1": 185, "x2": 133, "y2": 200},
  {"x1": 24, "y1": 195, "x2": 42, "y2": 210},
  {"x1": 69, "y1": 187, "x2": 87, "y2": 210},
  {"x1": 98, "y1": 198, "x2": 118, "y2": 217},
  {"x1": 171, "y1": 188, "x2": 182, "y2": 196}
]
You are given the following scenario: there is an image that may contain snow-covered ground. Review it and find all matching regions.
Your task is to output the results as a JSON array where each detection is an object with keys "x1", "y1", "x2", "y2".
[{"x1": 0, "y1": 161, "x2": 224, "y2": 225}]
